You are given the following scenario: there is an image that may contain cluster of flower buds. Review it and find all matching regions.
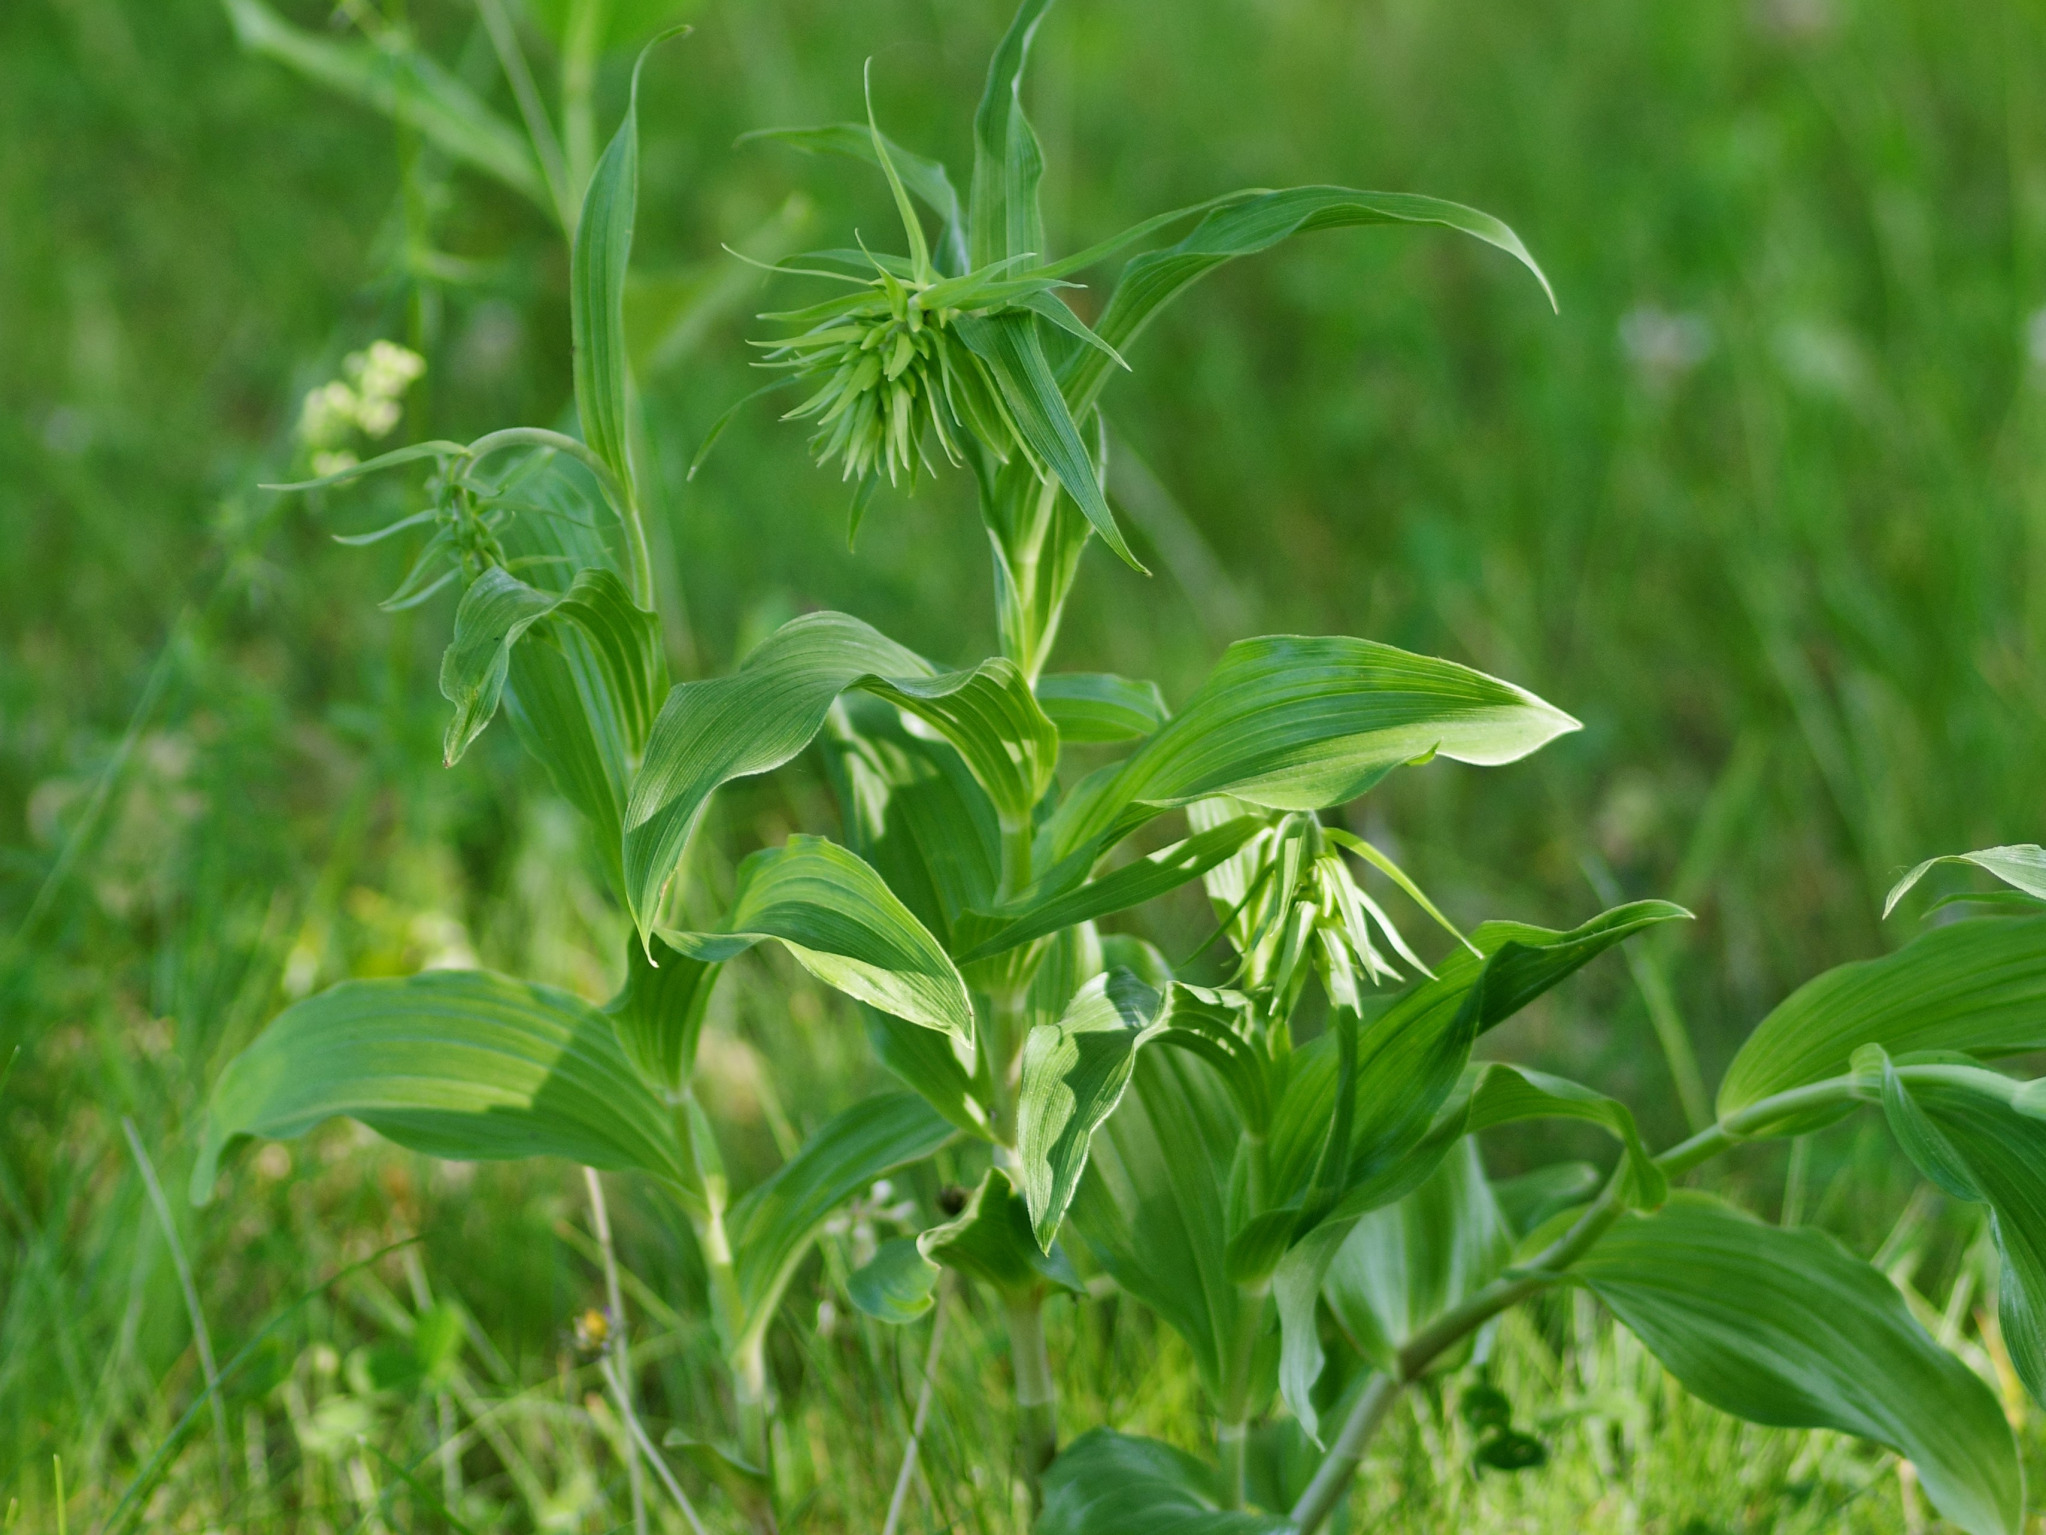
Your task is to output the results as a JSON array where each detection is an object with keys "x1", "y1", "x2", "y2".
[{"x1": 296, "y1": 340, "x2": 426, "y2": 478}]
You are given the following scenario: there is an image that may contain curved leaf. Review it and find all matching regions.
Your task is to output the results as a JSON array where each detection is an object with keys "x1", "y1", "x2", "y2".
[
  {"x1": 659, "y1": 836, "x2": 973, "y2": 1044},
  {"x1": 967, "y1": 0, "x2": 1054, "y2": 271},
  {"x1": 920, "y1": 1167, "x2": 1080, "y2": 1298},
  {"x1": 728, "y1": 1091, "x2": 953, "y2": 1346},
  {"x1": 1018, "y1": 969, "x2": 1169, "y2": 1249},
  {"x1": 441, "y1": 566, "x2": 662, "y2": 767},
  {"x1": 955, "y1": 310, "x2": 1144, "y2": 571},
  {"x1": 192, "y1": 970, "x2": 689, "y2": 1206},
  {"x1": 1039, "y1": 1428, "x2": 1289, "y2": 1535},
  {"x1": 1717, "y1": 915, "x2": 2046, "y2": 1123},
  {"x1": 1577, "y1": 1192, "x2": 2022, "y2": 1535},
  {"x1": 1886, "y1": 845, "x2": 2046, "y2": 917},
  {"x1": 1046, "y1": 635, "x2": 1580, "y2": 864},
  {"x1": 847, "y1": 1236, "x2": 940, "y2": 1323},
  {"x1": 604, "y1": 933, "x2": 718, "y2": 1099},
  {"x1": 1466, "y1": 1061, "x2": 1666, "y2": 1208},
  {"x1": 573, "y1": 34, "x2": 683, "y2": 490},
  {"x1": 624, "y1": 612, "x2": 1054, "y2": 937},
  {"x1": 1035, "y1": 671, "x2": 1170, "y2": 744},
  {"x1": 740, "y1": 123, "x2": 966, "y2": 272},
  {"x1": 1867, "y1": 1048, "x2": 2046, "y2": 1406},
  {"x1": 1068, "y1": 186, "x2": 1554, "y2": 415}
]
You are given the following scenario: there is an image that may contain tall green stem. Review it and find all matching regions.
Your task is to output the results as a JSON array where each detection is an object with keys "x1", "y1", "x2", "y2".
[
  {"x1": 1289, "y1": 1071, "x2": 1877, "y2": 1533},
  {"x1": 1004, "y1": 1289, "x2": 1059, "y2": 1503},
  {"x1": 1216, "y1": 1278, "x2": 1269, "y2": 1508}
]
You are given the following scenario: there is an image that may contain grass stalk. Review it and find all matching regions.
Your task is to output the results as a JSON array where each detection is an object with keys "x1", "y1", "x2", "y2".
[
  {"x1": 881, "y1": 1278, "x2": 951, "y2": 1535},
  {"x1": 603, "y1": 1352, "x2": 711, "y2": 1535},
  {"x1": 120, "y1": 1117, "x2": 232, "y2": 1516},
  {"x1": 584, "y1": 1168, "x2": 647, "y2": 1535}
]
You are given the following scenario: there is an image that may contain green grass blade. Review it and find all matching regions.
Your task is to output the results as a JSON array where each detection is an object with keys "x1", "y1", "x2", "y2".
[{"x1": 968, "y1": 0, "x2": 1055, "y2": 270}]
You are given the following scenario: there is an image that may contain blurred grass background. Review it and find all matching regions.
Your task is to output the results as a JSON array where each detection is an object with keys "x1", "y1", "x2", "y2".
[{"x1": 4, "y1": 0, "x2": 2043, "y2": 1528}]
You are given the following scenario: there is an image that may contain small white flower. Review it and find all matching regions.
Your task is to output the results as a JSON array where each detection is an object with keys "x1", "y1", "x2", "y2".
[
  {"x1": 298, "y1": 381, "x2": 360, "y2": 447},
  {"x1": 310, "y1": 449, "x2": 359, "y2": 478},
  {"x1": 1619, "y1": 305, "x2": 1713, "y2": 391}
]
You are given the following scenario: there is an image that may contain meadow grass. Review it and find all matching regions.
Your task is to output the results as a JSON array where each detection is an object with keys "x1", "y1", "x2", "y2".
[{"x1": 5, "y1": 0, "x2": 2045, "y2": 1528}]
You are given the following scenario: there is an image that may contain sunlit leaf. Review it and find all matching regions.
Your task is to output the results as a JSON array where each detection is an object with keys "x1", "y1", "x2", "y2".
[
  {"x1": 1035, "y1": 672, "x2": 1170, "y2": 744},
  {"x1": 659, "y1": 836, "x2": 974, "y2": 1044},
  {"x1": 1886, "y1": 846, "x2": 2046, "y2": 917},
  {"x1": 192, "y1": 970, "x2": 690, "y2": 1206},
  {"x1": 1465, "y1": 1061, "x2": 1666, "y2": 1208},
  {"x1": 1017, "y1": 970, "x2": 1169, "y2": 1249},
  {"x1": 728, "y1": 1091, "x2": 953, "y2": 1345},
  {"x1": 1717, "y1": 915, "x2": 2046, "y2": 1127},
  {"x1": 1577, "y1": 1192, "x2": 2022, "y2": 1535}
]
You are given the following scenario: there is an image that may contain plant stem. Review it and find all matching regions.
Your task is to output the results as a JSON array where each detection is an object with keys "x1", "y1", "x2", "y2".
[
  {"x1": 1217, "y1": 1276, "x2": 1270, "y2": 1508},
  {"x1": 1290, "y1": 1071, "x2": 1884, "y2": 1531},
  {"x1": 584, "y1": 1168, "x2": 647, "y2": 1535},
  {"x1": 1004, "y1": 1289, "x2": 1059, "y2": 1507},
  {"x1": 463, "y1": 427, "x2": 654, "y2": 608},
  {"x1": 882, "y1": 1278, "x2": 951, "y2": 1535}
]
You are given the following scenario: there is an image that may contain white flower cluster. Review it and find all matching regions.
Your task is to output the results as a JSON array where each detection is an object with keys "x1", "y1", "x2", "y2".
[{"x1": 296, "y1": 339, "x2": 427, "y2": 477}]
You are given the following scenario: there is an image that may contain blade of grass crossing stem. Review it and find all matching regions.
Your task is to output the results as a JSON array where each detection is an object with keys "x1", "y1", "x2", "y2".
[
  {"x1": 1583, "y1": 853, "x2": 1710, "y2": 1131},
  {"x1": 585, "y1": 1169, "x2": 647, "y2": 1535},
  {"x1": 121, "y1": 1118, "x2": 232, "y2": 1512},
  {"x1": 605, "y1": 1351, "x2": 711, "y2": 1535}
]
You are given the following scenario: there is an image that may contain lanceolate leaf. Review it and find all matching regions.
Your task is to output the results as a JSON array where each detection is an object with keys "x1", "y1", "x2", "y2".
[
  {"x1": 573, "y1": 35, "x2": 682, "y2": 491},
  {"x1": 192, "y1": 971, "x2": 690, "y2": 1206},
  {"x1": 727, "y1": 1091, "x2": 953, "y2": 1346},
  {"x1": 1716, "y1": 915, "x2": 2046, "y2": 1124},
  {"x1": 954, "y1": 815, "x2": 1267, "y2": 964},
  {"x1": 920, "y1": 1167, "x2": 1081, "y2": 1297},
  {"x1": 1066, "y1": 187, "x2": 1555, "y2": 415},
  {"x1": 1465, "y1": 1062, "x2": 1666, "y2": 1208},
  {"x1": 441, "y1": 566, "x2": 662, "y2": 767},
  {"x1": 1321, "y1": 1139, "x2": 1509, "y2": 1373},
  {"x1": 1017, "y1": 970, "x2": 1169, "y2": 1249},
  {"x1": 1035, "y1": 672, "x2": 1170, "y2": 744},
  {"x1": 1866, "y1": 1048, "x2": 2046, "y2": 1406},
  {"x1": 968, "y1": 0, "x2": 1054, "y2": 271},
  {"x1": 659, "y1": 836, "x2": 974, "y2": 1045},
  {"x1": 1038, "y1": 1428, "x2": 1290, "y2": 1535},
  {"x1": 605, "y1": 933, "x2": 719, "y2": 1100},
  {"x1": 624, "y1": 612, "x2": 1055, "y2": 937},
  {"x1": 955, "y1": 310, "x2": 1145, "y2": 571},
  {"x1": 1577, "y1": 1192, "x2": 2022, "y2": 1535},
  {"x1": 220, "y1": 0, "x2": 548, "y2": 211},
  {"x1": 1886, "y1": 845, "x2": 2046, "y2": 917},
  {"x1": 1046, "y1": 636, "x2": 1580, "y2": 864}
]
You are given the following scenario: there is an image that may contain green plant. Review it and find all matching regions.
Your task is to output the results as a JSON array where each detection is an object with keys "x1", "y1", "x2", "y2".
[{"x1": 185, "y1": 5, "x2": 2046, "y2": 1534}]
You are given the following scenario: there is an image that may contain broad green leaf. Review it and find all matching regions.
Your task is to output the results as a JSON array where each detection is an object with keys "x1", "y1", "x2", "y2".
[
  {"x1": 1046, "y1": 636, "x2": 1580, "y2": 864},
  {"x1": 823, "y1": 697, "x2": 1002, "y2": 950},
  {"x1": 573, "y1": 35, "x2": 682, "y2": 491},
  {"x1": 441, "y1": 566, "x2": 661, "y2": 767},
  {"x1": 1035, "y1": 672, "x2": 1170, "y2": 744},
  {"x1": 862, "y1": 1007, "x2": 988, "y2": 1139},
  {"x1": 1018, "y1": 970, "x2": 1169, "y2": 1249},
  {"x1": 1038, "y1": 1428, "x2": 1290, "y2": 1535},
  {"x1": 192, "y1": 970, "x2": 689, "y2": 1206},
  {"x1": 1067, "y1": 187, "x2": 1555, "y2": 415},
  {"x1": 1886, "y1": 846, "x2": 2046, "y2": 917},
  {"x1": 1465, "y1": 1061, "x2": 1666, "y2": 1207},
  {"x1": 740, "y1": 124, "x2": 966, "y2": 272},
  {"x1": 1577, "y1": 1192, "x2": 2022, "y2": 1535},
  {"x1": 604, "y1": 933, "x2": 718, "y2": 1099},
  {"x1": 1322, "y1": 1138, "x2": 1509, "y2": 1373},
  {"x1": 624, "y1": 612, "x2": 1054, "y2": 937},
  {"x1": 1717, "y1": 915, "x2": 2046, "y2": 1124},
  {"x1": 955, "y1": 310, "x2": 1145, "y2": 571},
  {"x1": 919, "y1": 1167, "x2": 1080, "y2": 1298},
  {"x1": 1865, "y1": 1048, "x2": 2046, "y2": 1406},
  {"x1": 1071, "y1": 1046, "x2": 1250, "y2": 1394},
  {"x1": 847, "y1": 1236, "x2": 940, "y2": 1323},
  {"x1": 727, "y1": 1091, "x2": 953, "y2": 1347},
  {"x1": 659, "y1": 836, "x2": 973, "y2": 1044},
  {"x1": 954, "y1": 815, "x2": 1267, "y2": 965},
  {"x1": 967, "y1": 0, "x2": 1054, "y2": 271},
  {"x1": 219, "y1": 0, "x2": 548, "y2": 210}
]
